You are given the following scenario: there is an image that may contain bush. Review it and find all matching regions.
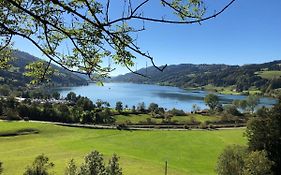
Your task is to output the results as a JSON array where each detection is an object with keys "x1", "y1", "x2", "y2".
[
  {"x1": 65, "y1": 159, "x2": 77, "y2": 175},
  {"x1": 243, "y1": 150, "x2": 274, "y2": 175},
  {"x1": 223, "y1": 105, "x2": 242, "y2": 116},
  {"x1": 146, "y1": 118, "x2": 156, "y2": 125},
  {"x1": 116, "y1": 124, "x2": 128, "y2": 130},
  {"x1": 23, "y1": 154, "x2": 54, "y2": 175},
  {"x1": 184, "y1": 125, "x2": 191, "y2": 130},
  {"x1": 168, "y1": 108, "x2": 186, "y2": 116},
  {"x1": 199, "y1": 122, "x2": 208, "y2": 129},
  {"x1": 216, "y1": 145, "x2": 247, "y2": 175},
  {"x1": 5, "y1": 108, "x2": 21, "y2": 120}
]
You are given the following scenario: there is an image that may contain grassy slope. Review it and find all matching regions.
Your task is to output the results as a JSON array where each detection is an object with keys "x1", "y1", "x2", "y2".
[
  {"x1": 0, "y1": 121, "x2": 246, "y2": 175},
  {"x1": 257, "y1": 70, "x2": 281, "y2": 80}
]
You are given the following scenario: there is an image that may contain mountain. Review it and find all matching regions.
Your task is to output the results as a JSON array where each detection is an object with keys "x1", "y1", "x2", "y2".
[
  {"x1": 0, "y1": 50, "x2": 88, "y2": 87},
  {"x1": 111, "y1": 60, "x2": 281, "y2": 94}
]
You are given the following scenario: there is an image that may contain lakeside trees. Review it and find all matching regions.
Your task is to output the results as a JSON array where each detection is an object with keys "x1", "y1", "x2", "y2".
[
  {"x1": 115, "y1": 101, "x2": 123, "y2": 113},
  {"x1": 0, "y1": 90, "x2": 262, "y2": 127},
  {"x1": 204, "y1": 94, "x2": 220, "y2": 111}
]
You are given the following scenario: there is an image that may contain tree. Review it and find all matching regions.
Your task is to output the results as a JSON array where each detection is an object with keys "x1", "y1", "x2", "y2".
[
  {"x1": 76, "y1": 97, "x2": 95, "y2": 111},
  {"x1": 246, "y1": 95, "x2": 260, "y2": 114},
  {"x1": 80, "y1": 151, "x2": 106, "y2": 175},
  {"x1": 115, "y1": 101, "x2": 123, "y2": 113},
  {"x1": 245, "y1": 100, "x2": 281, "y2": 174},
  {"x1": 65, "y1": 159, "x2": 78, "y2": 175},
  {"x1": 106, "y1": 154, "x2": 122, "y2": 175},
  {"x1": 0, "y1": 85, "x2": 10, "y2": 96},
  {"x1": 66, "y1": 92, "x2": 77, "y2": 102},
  {"x1": 148, "y1": 103, "x2": 159, "y2": 113},
  {"x1": 223, "y1": 105, "x2": 242, "y2": 116},
  {"x1": 204, "y1": 94, "x2": 220, "y2": 111},
  {"x1": 131, "y1": 105, "x2": 136, "y2": 113},
  {"x1": 137, "y1": 102, "x2": 146, "y2": 113},
  {"x1": 242, "y1": 150, "x2": 274, "y2": 175},
  {"x1": 233, "y1": 99, "x2": 247, "y2": 112},
  {"x1": 216, "y1": 145, "x2": 247, "y2": 175},
  {"x1": 52, "y1": 92, "x2": 60, "y2": 100},
  {"x1": 0, "y1": 161, "x2": 3, "y2": 174},
  {"x1": 192, "y1": 104, "x2": 200, "y2": 113},
  {"x1": 0, "y1": 101, "x2": 3, "y2": 115},
  {"x1": 23, "y1": 154, "x2": 54, "y2": 175},
  {"x1": 0, "y1": 0, "x2": 236, "y2": 81}
]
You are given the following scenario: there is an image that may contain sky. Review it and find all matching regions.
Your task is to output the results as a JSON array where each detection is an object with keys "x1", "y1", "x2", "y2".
[{"x1": 12, "y1": 0, "x2": 281, "y2": 76}]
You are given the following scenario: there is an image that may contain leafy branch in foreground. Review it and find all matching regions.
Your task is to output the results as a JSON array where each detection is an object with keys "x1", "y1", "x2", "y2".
[
  {"x1": 23, "y1": 60, "x2": 57, "y2": 85},
  {"x1": 0, "y1": 0, "x2": 236, "y2": 80}
]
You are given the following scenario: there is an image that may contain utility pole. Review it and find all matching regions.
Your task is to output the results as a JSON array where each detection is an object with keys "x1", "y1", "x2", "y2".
[{"x1": 164, "y1": 160, "x2": 168, "y2": 175}]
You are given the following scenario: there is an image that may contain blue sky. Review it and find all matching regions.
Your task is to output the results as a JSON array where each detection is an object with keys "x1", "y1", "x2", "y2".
[{"x1": 13, "y1": 0, "x2": 281, "y2": 76}]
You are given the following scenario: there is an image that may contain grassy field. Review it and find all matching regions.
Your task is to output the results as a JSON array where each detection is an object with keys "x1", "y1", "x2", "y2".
[
  {"x1": 256, "y1": 70, "x2": 281, "y2": 80},
  {"x1": 114, "y1": 114, "x2": 221, "y2": 125},
  {"x1": 0, "y1": 121, "x2": 246, "y2": 175},
  {"x1": 202, "y1": 84, "x2": 262, "y2": 95}
]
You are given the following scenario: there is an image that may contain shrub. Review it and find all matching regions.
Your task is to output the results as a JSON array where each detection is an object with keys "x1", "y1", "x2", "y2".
[
  {"x1": 5, "y1": 108, "x2": 21, "y2": 120},
  {"x1": 216, "y1": 145, "x2": 247, "y2": 175},
  {"x1": 116, "y1": 124, "x2": 128, "y2": 130},
  {"x1": 199, "y1": 122, "x2": 208, "y2": 129},
  {"x1": 65, "y1": 159, "x2": 77, "y2": 175},
  {"x1": 242, "y1": 150, "x2": 274, "y2": 175},
  {"x1": 106, "y1": 154, "x2": 122, "y2": 175},
  {"x1": 223, "y1": 105, "x2": 242, "y2": 116},
  {"x1": 168, "y1": 108, "x2": 186, "y2": 116},
  {"x1": 23, "y1": 154, "x2": 54, "y2": 175}
]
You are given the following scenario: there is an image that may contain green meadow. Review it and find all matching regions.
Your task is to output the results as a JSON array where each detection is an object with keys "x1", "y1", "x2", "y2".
[
  {"x1": 0, "y1": 121, "x2": 246, "y2": 175},
  {"x1": 256, "y1": 70, "x2": 281, "y2": 80}
]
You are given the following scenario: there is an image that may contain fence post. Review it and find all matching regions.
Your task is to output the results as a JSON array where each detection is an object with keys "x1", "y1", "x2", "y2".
[{"x1": 165, "y1": 160, "x2": 168, "y2": 175}]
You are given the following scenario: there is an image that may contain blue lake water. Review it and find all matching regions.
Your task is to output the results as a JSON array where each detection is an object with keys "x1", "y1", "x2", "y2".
[{"x1": 58, "y1": 83, "x2": 277, "y2": 112}]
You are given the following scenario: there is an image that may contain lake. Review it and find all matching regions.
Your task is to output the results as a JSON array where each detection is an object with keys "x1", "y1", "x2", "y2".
[{"x1": 57, "y1": 83, "x2": 277, "y2": 112}]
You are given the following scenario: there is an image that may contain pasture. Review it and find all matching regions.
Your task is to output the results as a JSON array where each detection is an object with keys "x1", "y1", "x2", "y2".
[{"x1": 0, "y1": 121, "x2": 246, "y2": 175}]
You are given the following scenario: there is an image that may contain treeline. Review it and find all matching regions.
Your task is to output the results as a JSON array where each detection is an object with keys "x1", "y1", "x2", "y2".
[
  {"x1": 0, "y1": 92, "x2": 115, "y2": 124},
  {"x1": 111, "y1": 60, "x2": 281, "y2": 95}
]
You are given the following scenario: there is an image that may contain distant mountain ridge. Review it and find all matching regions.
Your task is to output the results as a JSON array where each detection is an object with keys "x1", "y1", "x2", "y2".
[
  {"x1": 0, "y1": 50, "x2": 88, "y2": 87},
  {"x1": 111, "y1": 60, "x2": 281, "y2": 94}
]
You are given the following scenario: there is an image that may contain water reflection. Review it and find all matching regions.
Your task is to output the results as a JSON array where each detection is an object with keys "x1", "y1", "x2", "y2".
[{"x1": 57, "y1": 83, "x2": 277, "y2": 111}]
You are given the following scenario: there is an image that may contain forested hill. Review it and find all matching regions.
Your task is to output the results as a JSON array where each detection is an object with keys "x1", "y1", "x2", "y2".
[
  {"x1": 0, "y1": 50, "x2": 88, "y2": 87},
  {"x1": 111, "y1": 60, "x2": 281, "y2": 95}
]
